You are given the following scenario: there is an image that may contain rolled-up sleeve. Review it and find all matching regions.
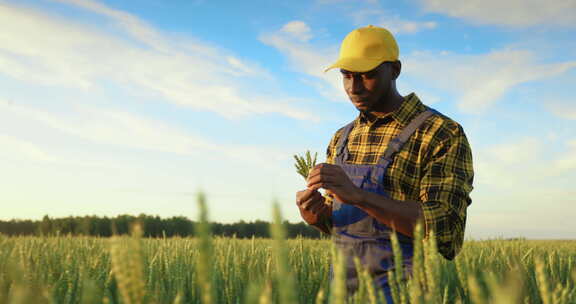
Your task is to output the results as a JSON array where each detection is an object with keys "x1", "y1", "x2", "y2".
[{"x1": 419, "y1": 124, "x2": 474, "y2": 260}]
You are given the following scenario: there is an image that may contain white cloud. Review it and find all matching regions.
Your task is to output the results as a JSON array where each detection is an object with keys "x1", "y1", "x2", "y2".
[
  {"x1": 280, "y1": 20, "x2": 313, "y2": 42},
  {"x1": 474, "y1": 138, "x2": 542, "y2": 188},
  {"x1": 485, "y1": 137, "x2": 541, "y2": 164},
  {"x1": 553, "y1": 139, "x2": 576, "y2": 172},
  {"x1": 0, "y1": 99, "x2": 292, "y2": 164},
  {"x1": 419, "y1": 0, "x2": 576, "y2": 27},
  {"x1": 404, "y1": 50, "x2": 576, "y2": 113},
  {"x1": 546, "y1": 100, "x2": 576, "y2": 120},
  {"x1": 351, "y1": 10, "x2": 437, "y2": 34},
  {"x1": 474, "y1": 136, "x2": 576, "y2": 190},
  {"x1": 396, "y1": 82, "x2": 440, "y2": 105},
  {"x1": 380, "y1": 18, "x2": 437, "y2": 35},
  {"x1": 466, "y1": 192, "x2": 576, "y2": 239},
  {"x1": 0, "y1": 134, "x2": 56, "y2": 162},
  {"x1": 260, "y1": 21, "x2": 347, "y2": 102},
  {"x1": 0, "y1": 1, "x2": 315, "y2": 121}
]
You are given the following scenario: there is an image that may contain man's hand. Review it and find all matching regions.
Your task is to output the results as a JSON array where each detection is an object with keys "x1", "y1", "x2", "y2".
[
  {"x1": 296, "y1": 188, "x2": 330, "y2": 226},
  {"x1": 306, "y1": 163, "x2": 364, "y2": 206}
]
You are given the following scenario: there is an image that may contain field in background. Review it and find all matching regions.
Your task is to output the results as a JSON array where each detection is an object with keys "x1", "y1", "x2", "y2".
[
  {"x1": 1, "y1": 236, "x2": 575, "y2": 303},
  {"x1": 0, "y1": 198, "x2": 574, "y2": 303}
]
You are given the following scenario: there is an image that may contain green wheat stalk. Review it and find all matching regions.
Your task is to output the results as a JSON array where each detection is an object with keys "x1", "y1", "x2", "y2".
[
  {"x1": 270, "y1": 201, "x2": 297, "y2": 304},
  {"x1": 110, "y1": 223, "x2": 146, "y2": 304},
  {"x1": 195, "y1": 191, "x2": 216, "y2": 304},
  {"x1": 294, "y1": 150, "x2": 318, "y2": 180}
]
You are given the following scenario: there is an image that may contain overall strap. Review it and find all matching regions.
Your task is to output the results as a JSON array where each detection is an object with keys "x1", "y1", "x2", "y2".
[
  {"x1": 335, "y1": 120, "x2": 356, "y2": 162},
  {"x1": 378, "y1": 110, "x2": 434, "y2": 164}
]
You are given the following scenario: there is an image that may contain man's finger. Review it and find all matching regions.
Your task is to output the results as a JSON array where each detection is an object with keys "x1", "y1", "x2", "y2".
[
  {"x1": 301, "y1": 198, "x2": 316, "y2": 210},
  {"x1": 299, "y1": 192, "x2": 316, "y2": 209},
  {"x1": 310, "y1": 200, "x2": 326, "y2": 214},
  {"x1": 307, "y1": 163, "x2": 329, "y2": 180},
  {"x1": 306, "y1": 170, "x2": 339, "y2": 184},
  {"x1": 307, "y1": 164, "x2": 337, "y2": 181},
  {"x1": 307, "y1": 173, "x2": 335, "y2": 188},
  {"x1": 296, "y1": 189, "x2": 315, "y2": 205},
  {"x1": 301, "y1": 191, "x2": 322, "y2": 210},
  {"x1": 308, "y1": 175, "x2": 338, "y2": 191}
]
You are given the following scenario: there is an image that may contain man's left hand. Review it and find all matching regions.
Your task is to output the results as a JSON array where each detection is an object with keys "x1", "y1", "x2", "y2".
[{"x1": 307, "y1": 163, "x2": 364, "y2": 206}]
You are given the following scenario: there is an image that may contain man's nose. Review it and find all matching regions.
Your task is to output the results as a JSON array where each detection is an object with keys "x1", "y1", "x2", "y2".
[{"x1": 351, "y1": 75, "x2": 365, "y2": 94}]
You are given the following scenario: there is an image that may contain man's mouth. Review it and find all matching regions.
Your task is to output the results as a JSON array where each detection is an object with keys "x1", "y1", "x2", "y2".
[{"x1": 351, "y1": 96, "x2": 369, "y2": 104}]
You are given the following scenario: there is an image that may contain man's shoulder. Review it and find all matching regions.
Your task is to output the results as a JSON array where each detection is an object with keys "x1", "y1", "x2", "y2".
[
  {"x1": 329, "y1": 119, "x2": 357, "y2": 145},
  {"x1": 423, "y1": 107, "x2": 468, "y2": 143}
]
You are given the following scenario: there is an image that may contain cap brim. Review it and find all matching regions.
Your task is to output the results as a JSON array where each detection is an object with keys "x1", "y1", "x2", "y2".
[{"x1": 324, "y1": 57, "x2": 384, "y2": 73}]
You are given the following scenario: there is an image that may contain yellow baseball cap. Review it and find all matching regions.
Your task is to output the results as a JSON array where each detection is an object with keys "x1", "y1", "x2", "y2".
[{"x1": 325, "y1": 25, "x2": 399, "y2": 73}]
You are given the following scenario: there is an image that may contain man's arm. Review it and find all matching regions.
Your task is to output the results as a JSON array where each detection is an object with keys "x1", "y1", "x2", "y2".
[
  {"x1": 418, "y1": 125, "x2": 473, "y2": 260},
  {"x1": 354, "y1": 192, "x2": 424, "y2": 238}
]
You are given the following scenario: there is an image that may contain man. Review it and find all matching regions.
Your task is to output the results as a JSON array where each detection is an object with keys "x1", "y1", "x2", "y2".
[{"x1": 295, "y1": 25, "x2": 474, "y2": 301}]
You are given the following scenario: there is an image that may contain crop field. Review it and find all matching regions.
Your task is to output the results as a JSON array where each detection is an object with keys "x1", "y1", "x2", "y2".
[{"x1": 0, "y1": 201, "x2": 575, "y2": 304}]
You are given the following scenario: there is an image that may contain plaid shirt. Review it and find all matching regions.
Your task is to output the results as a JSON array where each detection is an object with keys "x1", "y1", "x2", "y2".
[{"x1": 322, "y1": 93, "x2": 474, "y2": 260}]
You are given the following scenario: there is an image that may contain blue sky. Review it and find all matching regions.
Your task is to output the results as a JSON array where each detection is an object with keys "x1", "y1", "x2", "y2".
[{"x1": 1, "y1": 0, "x2": 575, "y2": 239}]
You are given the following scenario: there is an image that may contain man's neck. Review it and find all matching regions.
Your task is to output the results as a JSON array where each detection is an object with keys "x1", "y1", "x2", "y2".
[{"x1": 365, "y1": 91, "x2": 405, "y2": 119}]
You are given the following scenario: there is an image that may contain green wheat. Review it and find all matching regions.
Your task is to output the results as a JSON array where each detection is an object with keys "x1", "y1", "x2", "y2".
[{"x1": 294, "y1": 150, "x2": 318, "y2": 180}]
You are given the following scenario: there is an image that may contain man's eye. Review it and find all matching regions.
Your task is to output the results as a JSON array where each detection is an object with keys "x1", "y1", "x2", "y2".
[{"x1": 362, "y1": 71, "x2": 377, "y2": 79}]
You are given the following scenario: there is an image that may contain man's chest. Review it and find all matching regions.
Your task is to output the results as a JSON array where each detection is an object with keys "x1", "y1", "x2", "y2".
[{"x1": 343, "y1": 123, "x2": 430, "y2": 199}]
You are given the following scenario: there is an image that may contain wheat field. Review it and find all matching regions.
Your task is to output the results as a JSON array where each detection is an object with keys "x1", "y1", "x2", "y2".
[{"x1": 0, "y1": 197, "x2": 574, "y2": 303}]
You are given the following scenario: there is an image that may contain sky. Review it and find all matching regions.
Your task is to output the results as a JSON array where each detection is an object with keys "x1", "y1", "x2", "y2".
[{"x1": 1, "y1": 0, "x2": 575, "y2": 239}]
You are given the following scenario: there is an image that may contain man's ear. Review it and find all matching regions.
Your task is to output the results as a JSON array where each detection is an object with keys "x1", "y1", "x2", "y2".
[{"x1": 391, "y1": 60, "x2": 401, "y2": 80}]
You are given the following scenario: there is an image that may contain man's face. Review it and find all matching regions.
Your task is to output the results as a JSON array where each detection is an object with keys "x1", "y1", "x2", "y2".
[{"x1": 341, "y1": 62, "x2": 397, "y2": 113}]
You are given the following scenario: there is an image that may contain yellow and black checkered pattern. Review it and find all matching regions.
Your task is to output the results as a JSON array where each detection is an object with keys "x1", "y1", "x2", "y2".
[{"x1": 324, "y1": 93, "x2": 474, "y2": 260}]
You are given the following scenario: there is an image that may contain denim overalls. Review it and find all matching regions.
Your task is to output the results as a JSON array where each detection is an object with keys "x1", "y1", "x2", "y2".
[{"x1": 330, "y1": 109, "x2": 435, "y2": 303}]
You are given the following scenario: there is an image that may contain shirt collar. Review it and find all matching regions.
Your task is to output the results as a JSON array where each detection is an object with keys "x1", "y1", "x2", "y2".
[{"x1": 357, "y1": 93, "x2": 425, "y2": 127}]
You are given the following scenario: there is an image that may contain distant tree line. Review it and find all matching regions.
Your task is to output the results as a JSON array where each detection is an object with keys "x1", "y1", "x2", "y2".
[{"x1": 0, "y1": 214, "x2": 325, "y2": 238}]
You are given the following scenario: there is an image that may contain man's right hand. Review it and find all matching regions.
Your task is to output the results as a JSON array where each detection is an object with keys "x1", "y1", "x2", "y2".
[{"x1": 296, "y1": 189, "x2": 330, "y2": 226}]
